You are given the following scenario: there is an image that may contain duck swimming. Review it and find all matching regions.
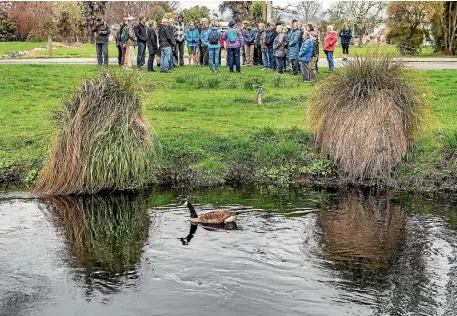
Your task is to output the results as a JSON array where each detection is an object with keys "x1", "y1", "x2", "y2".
[{"x1": 183, "y1": 201, "x2": 250, "y2": 224}]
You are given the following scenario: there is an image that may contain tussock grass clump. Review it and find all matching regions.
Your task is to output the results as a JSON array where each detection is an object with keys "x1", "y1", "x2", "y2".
[
  {"x1": 34, "y1": 70, "x2": 159, "y2": 195},
  {"x1": 207, "y1": 76, "x2": 220, "y2": 88},
  {"x1": 308, "y1": 56, "x2": 427, "y2": 184}
]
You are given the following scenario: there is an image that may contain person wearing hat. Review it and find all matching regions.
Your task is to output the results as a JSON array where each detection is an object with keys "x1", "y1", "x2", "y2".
[
  {"x1": 92, "y1": 16, "x2": 110, "y2": 66},
  {"x1": 174, "y1": 14, "x2": 186, "y2": 66},
  {"x1": 124, "y1": 16, "x2": 137, "y2": 70},
  {"x1": 223, "y1": 20, "x2": 243, "y2": 72}
]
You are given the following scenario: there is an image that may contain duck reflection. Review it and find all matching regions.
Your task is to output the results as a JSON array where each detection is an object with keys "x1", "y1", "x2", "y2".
[
  {"x1": 178, "y1": 222, "x2": 239, "y2": 245},
  {"x1": 317, "y1": 192, "x2": 406, "y2": 286},
  {"x1": 39, "y1": 193, "x2": 151, "y2": 294}
]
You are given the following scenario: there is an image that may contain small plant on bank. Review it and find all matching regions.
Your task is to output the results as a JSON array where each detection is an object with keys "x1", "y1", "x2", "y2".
[
  {"x1": 33, "y1": 70, "x2": 159, "y2": 195},
  {"x1": 307, "y1": 56, "x2": 428, "y2": 184},
  {"x1": 196, "y1": 77, "x2": 204, "y2": 89},
  {"x1": 175, "y1": 75, "x2": 186, "y2": 84},
  {"x1": 207, "y1": 76, "x2": 220, "y2": 88},
  {"x1": 441, "y1": 129, "x2": 457, "y2": 157},
  {"x1": 226, "y1": 78, "x2": 238, "y2": 89},
  {"x1": 273, "y1": 75, "x2": 286, "y2": 88}
]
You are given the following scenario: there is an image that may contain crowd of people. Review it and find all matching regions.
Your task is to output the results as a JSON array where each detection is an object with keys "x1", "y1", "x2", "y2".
[{"x1": 92, "y1": 14, "x2": 353, "y2": 82}]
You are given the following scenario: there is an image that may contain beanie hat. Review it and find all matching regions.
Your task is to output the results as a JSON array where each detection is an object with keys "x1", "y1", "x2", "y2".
[{"x1": 228, "y1": 20, "x2": 236, "y2": 28}]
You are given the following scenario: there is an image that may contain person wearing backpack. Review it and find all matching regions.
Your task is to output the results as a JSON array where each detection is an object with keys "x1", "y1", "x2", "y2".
[
  {"x1": 186, "y1": 22, "x2": 199, "y2": 66},
  {"x1": 287, "y1": 19, "x2": 301, "y2": 75},
  {"x1": 92, "y1": 16, "x2": 110, "y2": 67},
  {"x1": 265, "y1": 22, "x2": 278, "y2": 70},
  {"x1": 116, "y1": 18, "x2": 127, "y2": 66},
  {"x1": 205, "y1": 19, "x2": 222, "y2": 72},
  {"x1": 243, "y1": 21, "x2": 255, "y2": 66},
  {"x1": 200, "y1": 19, "x2": 210, "y2": 66},
  {"x1": 223, "y1": 20, "x2": 243, "y2": 73}
]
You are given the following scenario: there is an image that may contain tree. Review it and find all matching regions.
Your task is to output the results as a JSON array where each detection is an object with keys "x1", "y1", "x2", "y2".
[
  {"x1": 52, "y1": 1, "x2": 85, "y2": 43},
  {"x1": 149, "y1": 5, "x2": 166, "y2": 24},
  {"x1": 219, "y1": 1, "x2": 253, "y2": 22},
  {"x1": 163, "y1": 12, "x2": 175, "y2": 20},
  {"x1": 250, "y1": 1, "x2": 264, "y2": 23},
  {"x1": 83, "y1": 1, "x2": 107, "y2": 43},
  {"x1": 105, "y1": 1, "x2": 176, "y2": 23},
  {"x1": 0, "y1": 11, "x2": 16, "y2": 41},
  {"x1": 8, "y1": 1, "x2": 53, "y2": 41},
  {"x1": 181, "y1": 6, "x2": 210, "y2": 24},
  {"x1": 327, "y1": 1, "x2": 387, "y2": 47},
  {"x1": 295, "y1": 1, "x2": 324, "y2": 24},
  {"x1": 429, "y1": 2, "x2": 457, "y2": 55},
  {"x1": 387, "y1": 2, "x2": 429, "y2": 55}
]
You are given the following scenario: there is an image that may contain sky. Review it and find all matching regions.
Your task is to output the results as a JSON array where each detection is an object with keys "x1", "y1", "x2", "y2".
[{"x1": 180, "y1": 1, "x2": 334, "y2": 13}]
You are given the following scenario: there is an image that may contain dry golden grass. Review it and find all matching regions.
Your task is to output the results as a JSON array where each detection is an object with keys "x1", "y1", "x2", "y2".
[
  {"x1": 33, "y1": 70, "x2": 159, "y2": 195},
  {"x1": 308, "y1": 56, "x2": 428, "y2": 184}
]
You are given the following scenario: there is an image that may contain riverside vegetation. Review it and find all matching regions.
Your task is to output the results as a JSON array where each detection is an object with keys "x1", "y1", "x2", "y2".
[{"x1": 1, "y1": 64, "x2": 457, "y2": 192}]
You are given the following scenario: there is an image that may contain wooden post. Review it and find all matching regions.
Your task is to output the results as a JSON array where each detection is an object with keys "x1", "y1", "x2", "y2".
[
  {"x1": 262, "y1": 1, "x2": 267, "y2": 22},
  {"x1": 47, "y1": 35, "x2": 52, "y2": 57}
]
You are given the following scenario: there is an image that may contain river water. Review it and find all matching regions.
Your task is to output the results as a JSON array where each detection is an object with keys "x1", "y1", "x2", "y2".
[{"x1": 0, "y1": 187, "x2": 456, "y2": 316}]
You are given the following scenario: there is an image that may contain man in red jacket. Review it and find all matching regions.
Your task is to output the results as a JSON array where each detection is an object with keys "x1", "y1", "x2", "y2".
[{"x1": 323, "y1": 25, "x2": 338, "y2": 72}]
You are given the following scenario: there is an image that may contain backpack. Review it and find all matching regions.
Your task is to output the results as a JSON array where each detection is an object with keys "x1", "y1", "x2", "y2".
[
  {"x1": 121, "y1": 26, "x2": 129, "y2": 42},
  {"x1": 312, "y1": 38, "x2": 319, "y2": 57},
  {"x1": 208, "y1": 29, "x2": 219, "y2": 44},
  {"x1": 227, "y1": 28, "x2": 238, "y2": 42}
]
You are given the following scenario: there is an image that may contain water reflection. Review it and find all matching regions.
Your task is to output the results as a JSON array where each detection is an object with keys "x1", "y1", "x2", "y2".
[
  {"x1": 38, "y1": 193, "x2": 151, "y2": 295},
  {"x1": 317, "y1": 192, "x2": 406, "y2": 287},
  {"x1": 178, "y1": 222, "x2": 239, "y2": 245}
]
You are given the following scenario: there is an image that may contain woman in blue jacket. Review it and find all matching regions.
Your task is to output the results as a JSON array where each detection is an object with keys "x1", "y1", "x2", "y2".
[
  {"x1": 200, "y1": 20, "x2": 210, "y2": 66},
  {"x1": 186, "y1": 22, "x2": 199, "y2": 65},
  {"x1": 298, "y1": 30, "x2": 313, "y2": 82},
  {"x1": 205, "y1": 20, "x2": 222, "y2": 72},
  {"x1": 287, "y1": 19, "x2": 301, "y2": 75},
  {"x1": 338, "y1": 23, "x2": 352, "y2": 61}
]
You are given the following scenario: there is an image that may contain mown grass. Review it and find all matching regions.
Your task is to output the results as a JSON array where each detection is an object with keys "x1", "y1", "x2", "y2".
[
  {"x1": 1, "y1": 64, "x2": 457, "y2": 191},
  {"x1": 0, "y1": 41, "x2": 447, "y2": 59}
]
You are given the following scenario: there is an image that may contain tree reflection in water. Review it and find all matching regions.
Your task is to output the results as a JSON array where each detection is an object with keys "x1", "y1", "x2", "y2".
[{"x1": 39, "y1": 193, "x2": 151, "y2": 296}]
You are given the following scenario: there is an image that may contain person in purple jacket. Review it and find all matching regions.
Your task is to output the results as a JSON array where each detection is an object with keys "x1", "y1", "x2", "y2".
[{"x1": 223, "y1": 20, "x2": 243, "y2": 73}]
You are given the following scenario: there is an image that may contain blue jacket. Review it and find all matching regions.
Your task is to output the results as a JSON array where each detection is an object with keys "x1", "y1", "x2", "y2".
[
  {"x1": 200, "y1": 27, "x2": 210, "y2": 47},
  {"x1": 186, "y1": 28, "x2": 199, "y2": 47},
  {"x1": 339, "y1": 28, "x2": 352, "y2": 45},
  {"x1": 205, "y1": 27, "x2": 222, "y2": 49},
  {"x1": 243, "y1": 28, "x2": 256, "y2": 45},
  {"x1": 287, "y1": 28, "x2": 301, "y2": 59},
  {"x1": 299, "y1": 37, "x2": 313, "y2": 62}
]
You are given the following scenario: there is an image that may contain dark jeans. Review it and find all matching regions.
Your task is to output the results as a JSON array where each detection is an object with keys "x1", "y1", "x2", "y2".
[
  {"x1": 300, "y1": 60, "x2": 310, "y2": 81},
  {"x1": 201, "y1": 46, "x2": 209, "y2": 66},
  {"x1": 227, "y1": 47, "x2": 240, "y2": 72},
  {"x1": 174, "y1": 41, "x2": 185, "y2": 66},
  {"x1": 267, "y1": 47, "x2": 276, "y2": 69},
  {"x1": 325, "y1": 51, "x2": 334, "y2": 70},
  {"x1": 198, "y1": 44, "x2": 203, "y2": 65},
  {"x1": 96, "y1": 42, "x2": 108, "y2": 66},
  {"x1": 290, "y1": 59, "x2": 299, "y2": 74},
  {"x1": 148, "y1": 54, "x2": 155, "y2": 70},
  {"x1": 276, "y1": 56, "x2": 285, "y2": 74},
  {"x1": 254, "y1": 45, "x2": 262, "y2": 65},
  {"x1": 117, "y1": 45, "x2": 122, "y2": 65},
  {"x1": 137, "y1": 41, "x2": 146, "y2": 67},
  {"x1": 342, "y1": 43, "x2": 349, "y2": 54}
]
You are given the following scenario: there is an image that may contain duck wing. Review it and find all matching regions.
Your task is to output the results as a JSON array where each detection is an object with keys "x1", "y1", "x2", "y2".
[{"x1": 198, "y1": 209, "x2": 233, "y2": 224}]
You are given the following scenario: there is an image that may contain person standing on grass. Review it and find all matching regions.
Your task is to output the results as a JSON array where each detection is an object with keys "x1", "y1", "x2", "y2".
[
  {"x1": 146, "y1": 20, "x2": 158, "y2": 72},
  {"x1": 186, "y1": 22, "x2": 199, "y2": 65},
  {"x1": 134, "y1": 16, "x2": 148, "y2": 69},
  {"x1": 323, "y1": 25, "x2": 338, "y2": 72},
  {"x1": 254, "y1": 24, "x2": 262, "y2": 66},
  {"x1": 200, "y1": 19, "x2": 210, "y2": 66},
  {"x1": 309, "y1": 30, "x2": 319, "y2": 79},
  {"x1": 197, "y1": 20, "x2": 203, "y2": 65},
  {"x1": 158, "y1": 18, "x2": 173, "y2": 73},
  {"x1": 92, "y1": 16, "x2": 110, "y2": 67},
  {"x1": 265, "y1": 22, "x2": 278, "y2": 71},
  {"x1": 123, "y1": 16, "x2": 137, "y2": 71},
  {"x1": 223, "y1": 20, "x2": 243, "y2": 73},
  {"x1": 206, "y1": 19, "x2": 222, "y2": 73},
  {"x1": 243, "y1": 21, "x2": 255, "y2": 67},
  {"x1": 299, "y1": 30, "x2": 313, "y2": 82},
  {"x1": 115, "y1": 18, "x2": 127, "y2": 66},
  {"x1": 287, "y1": 19, "x2": 301, "y2": 75},
  {"x1": 174, "y1": 14, "x2": 186, "y2": 66},
  {"x1": 219, "y1": 31, "x2": 225, "y2": 66},
  {"x1": 260, "y1": 23, "x2": 269, "y2": 70},
  {"x1": 168, "y1": 18, "x2": 177, "y2": 70},
  {"x1": 273, "y1": 25, "x2": 288, "y2": 74},
  {"x1": 338, "y1": 23, "x2": 352, "y2": 61}
]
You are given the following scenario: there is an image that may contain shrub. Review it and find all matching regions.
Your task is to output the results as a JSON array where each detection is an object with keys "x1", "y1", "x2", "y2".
[
  {"x1": 34, "y1": 70, "x2": 159, "y2": 195},
  {"x1": 307, "y1": 56, "x2": 427, "y2": 184}
]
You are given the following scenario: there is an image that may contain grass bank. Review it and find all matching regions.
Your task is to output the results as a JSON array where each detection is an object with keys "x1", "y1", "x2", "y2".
[
  {"x1": 0, "y1": 41, "x2": 445, "y2": 59},
  {"x1": 1, "y1": 65, "x2": 457, "y2": 191}
]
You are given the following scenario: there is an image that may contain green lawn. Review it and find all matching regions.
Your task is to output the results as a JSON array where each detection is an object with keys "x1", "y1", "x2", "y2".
[
  {"x1": 0, "y1": 41, "x2": 446, "y2": 59},
  {"x1": 1, "y1": 64, "x2": 457, "y2": 190}
]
